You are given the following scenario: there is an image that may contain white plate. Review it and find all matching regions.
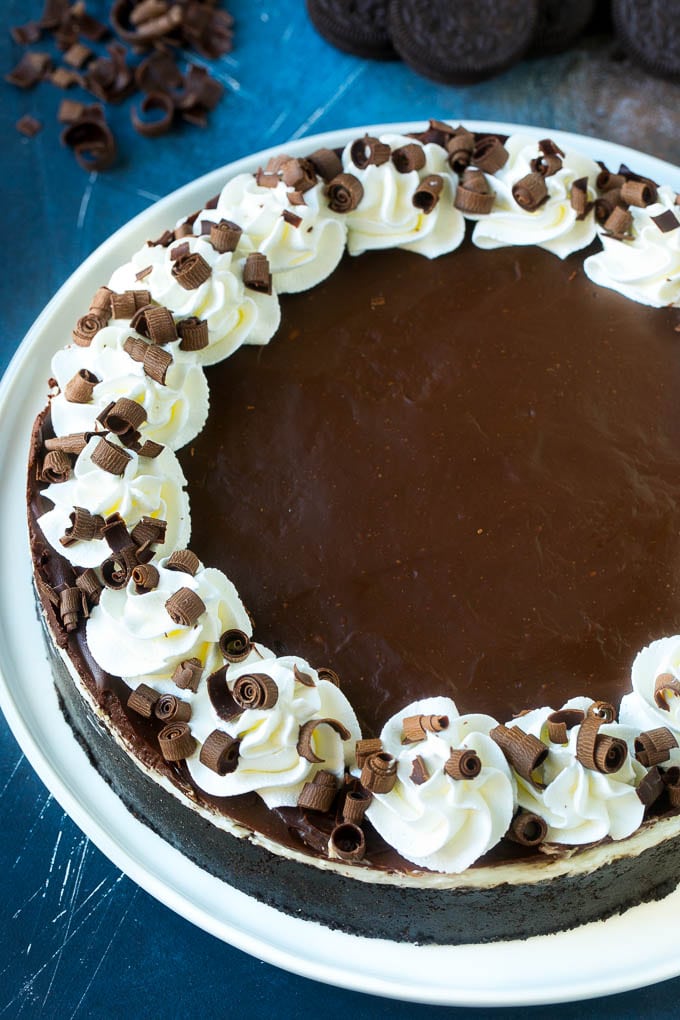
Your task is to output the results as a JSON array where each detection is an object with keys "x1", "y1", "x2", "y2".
[{"x1": 2, "y1": 122, "x2": 680, "y2": 1008}]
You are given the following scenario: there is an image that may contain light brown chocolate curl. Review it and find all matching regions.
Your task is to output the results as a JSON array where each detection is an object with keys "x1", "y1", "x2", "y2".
[
  {"x1": 172, "y1": 252, "x2": 212, "y2": 290},
  {"x1": 355, "y1": 737, "x2": 383, "y2": 768},
  {"x1": 199, "y1": 730, "x2": 241, "y2": 775},
  {"x1": 454, "y1": 169, "x2": 494, "y2": 214},
  {"x1": 636, "y1": 765, "x2": 665, "y2": 807},
  {"x1": 172, "y1": 657, "x2": 203, "y2": 693},
  {"x1": 143, "y1": 344, "x2": 173, "y2": 384},
  {"x1": 59, "y1": 586, "x2": 85, "y2": 632},
  {"x1": 472, "y1": 135, "x2": 509, "y2": 174},
  {"x1": 620, "y1": 179, "x2": 656, "y2": 208},
  {"x1": 444, "y1": 748, "x2": 482, "y2": 780},
  {"x1": 91, "y1": 437, "x2": 132, "y2": 476},
  {"x1": 391, "y1": 143, "x2": 426, "y2": 174},
  {"x1": 158, "y1": 722, "x2": 196, "y2": 762},
  {"x1": 328, "y1": 822, "x2": 365, "y2": 861},
  {"x1": 326, "y1": 173, "x2": 363, "y2": 213},
  {"x1": 297, "y1": 718, "x2": 351, "y2": 764},
  {"x1": 40, "y1": 450, "x2": 72, "y2": 484},
  {"x1": 72, "y1": 313, "x2": 104, "y2": 346},
  {"x1": 507, "y1": 810, "x2": 548, "y2": 847},
  {"x1": 232, "y1": 672, "x2": 278, "y2": 711},
  {"x1": 60, "y1": 506, "x2": 104, "y2": 546},
  {"x1": 654, "y1": 673, "x2": 680, "y2": 711},
  {"x1": 293, "y1": 664, "x2": 315, "y2": 687},
  {"x1": 44, "y1": 432, "x2": 93, "y2": 455},
  {"x1": 634, "y1": 727, "x2": 678, "y2": 768},
  {"x1": 128, "y1": 683, "x2": 160, "y2": 718},
  {"x1": 350, "y1": 135, "x2": 390, "y2": 170},
  {"x1": 530, "y1": 138, "x2": 565, "y2": 178},
  {"x1": 219, "y1": 628, "x2": 253, "y2": 663},
  {"x1": 445, "y1": 127, "x2": 475, "y2": 173},
  {"x1": 410, "y1": 755, "x2": 430, "y2": 785},
  {"x1": 102, "y1": 397, "x2": 147, "y2": 434},
  {"x1": 243, "y1": 252, "x2": 272, "y2": 294},
  {"x1": 342, "y1": 787, "x2": 372, "y2": 823},
  {"x1": 131, "y1": 562, "x2": 159, "y2": 594},
  {"x1": 587, "y1": 700, "x2": 617, "y2": 724},
  {"x1": 412, "y1": 174, "x2": 444, "y2": 214},
  {"x1": 110, "y1": 290, "x2": 151, "y2": 318},
  {"x1": 89, "y1": 286, "x2": 113, "y2": 319},
  {"x1": 361, "y1": 751, "x2": 397, "y2": 794},
  {"x1": 570, "y1": 177, "x2": 591, "y2": 220},
  {"x1": 512, "y1": 172, "x2": 548, "y2": 212},
  {"x1": 490, "y1": 724, "x2": 548, "y2": 783},
  {"x1": 603, "y1": 206, "x2": 633, "y2": 240},
  {"x1": 166, "y1": 549, "x2": 200, "y2": 576},
  {"x1": 165, "y1": 587, "x2": 206, "y2": 627},
  {"x1": 401, "y1": 713, "x2": 449, "y2": 743},
  {"x1": 307, "y1": 147, "x2": 343, "y2": 182},
  {"x1": 123, "y1": 335, "x2": 147, "y2": 362},
  {"x1": 130, "y1": 303, "x2": 177, "y2": 344},
  {"x1": 317, "y1": 666, "x2": 340, "y2": 687},
  {"x1": 64, "y1": 369, "x2": 99, "y2": 403},
  {"x1": 210, "y1": 219, "x2": 242, "y2": 254},
  {"x1": 155, "y1": 693, "x2": 192, "y2": 723},
  {"x1": 75, "y1": 568, "x2": 103, "y2": 606},
  {"x1": 297, "y1": 770, "x2": 337, "y2": 812},
  {"x1": 178, "y1": 316, "x2": 209, "y2": 352},
  {"x1": 547, "y1": 708, "x2": 585, "y2": 744}
]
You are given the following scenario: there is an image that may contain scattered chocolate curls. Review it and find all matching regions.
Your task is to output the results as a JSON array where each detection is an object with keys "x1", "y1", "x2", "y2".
[{"x1": 7, "y1": 0, "x2": 233, "y2": 169}]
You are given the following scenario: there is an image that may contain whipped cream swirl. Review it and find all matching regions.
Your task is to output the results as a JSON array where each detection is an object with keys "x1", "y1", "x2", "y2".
[
  {"x1": 620, "y1": 637, "x2": 680, "y2": 751},
  {"x1": 342, "y1": 134, "x2": 465, "y2": 258},
  {"x1": 185, "y1": 654, "x2": 361, "y2": 809},
  {"x1": 362, "y1": 697, "x2": 515, "y2": 873},
  {"x1": 584, "y1": 185, "x2": 680, "y2": 307},
  {"x1": 50, "y1": 325, "x2": 209, "y2": 451},
  {"x1": 108, "y1": 235, "x2": 280, "y2": 365},
  {"x1": 508, "y1": 697, "x2": 645, "y2": 844},
  {"x1": 471, "y1": 134, "x2": 599, "y2": 258}
]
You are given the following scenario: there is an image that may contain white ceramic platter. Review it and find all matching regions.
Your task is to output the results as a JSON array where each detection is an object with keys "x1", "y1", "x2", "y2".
[{"x1": 2, "y1": 122, "x2": 680, "y2": 1008}]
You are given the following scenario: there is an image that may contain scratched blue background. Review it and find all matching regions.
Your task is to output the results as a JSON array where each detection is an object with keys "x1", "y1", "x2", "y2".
[{"x1": 3, "y1": 2, "x2": 680, "y2": 1015}]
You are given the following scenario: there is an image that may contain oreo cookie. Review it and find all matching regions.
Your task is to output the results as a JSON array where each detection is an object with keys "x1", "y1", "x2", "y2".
[
  {"x1": 306, "y1": 0, "x2": 397, "y2": 61},
  {"x1": 388, "y1": 0, "x2": 540, "y2": 84},
  {"x1": 530, "y1": 0, "x2": 595, "y2": 56},
  {"x1": 613, "y1": 0, "x2": 680, "y2": 81}
]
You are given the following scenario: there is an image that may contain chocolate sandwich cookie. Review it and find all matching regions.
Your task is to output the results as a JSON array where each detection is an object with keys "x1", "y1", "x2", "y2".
[
  {"x1": 613, "y1": 0, "x2": 680, "y2": 80},
  {"x1": 530, "y1": 0, "x2": 595, "y2": 56},
  {"x1": 388, "y1": 0, "x2": 540, "y2": 84},
  {"x1": 305, "y1": 0, "x2": 397, "y2": 61}
]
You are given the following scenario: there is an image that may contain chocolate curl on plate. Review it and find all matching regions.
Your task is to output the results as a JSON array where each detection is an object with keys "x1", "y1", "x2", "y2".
[
  {"x1": 177, "y1": 316, "x2": 209, "y2": 352},
  {"x1": 165, "y1": 587, "x2": 206, "y2": 627},
  {"x1": 391, "y1": 143, "x2": 426, "y2": 174},
  {"x1": 307, "y1": 147, "x2": 343, "y2": 182},
  {"x1": 637, "y1": 765, "x2": 666, "y2": 807},
  {"x1": 530, "y1": 138, "x2": 565, "y2": 178},
  {"x1": 209, "y1": 219, "x2": 242, "y2": 254},
  {"x1": 59, "y1": 586, "x2": 85, "y2": 632},
  {"x1": 546, "y1": 708, "x2": 585, "y2": 744},
  {"x1": 620, "y1": 179, "x2": 656, "y2": 208},
  {"x1": 361, "y1": 751, "x2": 397, "y2": 794},
  {"x1": 60, "y1": 105, "x2": 116, "y2": 172},
  {"x1": 172, "y1": 656, "x2": 203, "y2": 693},
  {"x1": 490, "y1": 724, "x2": 548, "y2": 783},
  {"x1": 317, "y1": 666, "x2": 340, "y2": 687},
  {"x1": 44, "y1": 432, "x2": 93, "y2": 455},
  {"x1": 412, "y1": 174, "x2": 444, "y2": 214},
  {"x1": 401, "y1": 713, "x2": 449, "y2": 744},
  {"x1": 445, "y1": 127, "x2": 475, "y2": 174},
  {"x1": 507, "y1": 810, "x2": 548, "y2": 847},
  {"x1": 634, "y1": 727, "x2": 678, "y2": 768},
  {"x1": 570, "y1": 177, "x2": 592, "y2": 221},
  {"x1": 130, "y1": 303, "x2": 177, "y2": 344},
  {"x1": 219, "y1": 628, "x2": 253, "y2": 663},
  {"x1": 596, "y1": 164, "x2": 626, "y2": 192},
  {"x1": 131, "y1": 562, "x2": 159, "y2": 594},
  {"x1": 6, "y1": 50, "x2": 52, "y2": 88},
  {"x1": 243, "y1": 252, "x2": 272, "y2": 295},
  {"x1": 444, "y1": 747, "x2": 482, "y2": 780},
  {"x1": 297, "y1": 770, "x2": 337, "y2": 812},
  {"x1": 350, "y1": 135, "x2": 390, "y2": 170},
  {"x1": 654, "y1": 673, "x2": 680, "y2": 711},
  {"x1": 75, "y1": 568, "x2": 103, "y2": 607},
  {"x1": 355, "y1": 737, "x2": 382, "y2": 768},
  {"x1": 603, "y1": 206, "x2": 633, "y2": 240},
  {"x1": 576, "y1": 716, "x2": 628, "y2": 774},
  {"x1": 127, "y1": 682, "x2": 160, "y2": 718},
  {"x1": 454, "y1": 169, "x2": 495, "y2": 214},
  {"x1": 131, "y1": 91, "x2": 175, "y2": 138},
  {"x1": 297, "y1": 718, "x2": 351, "y2": 764},
  {"x1": 472, "y1": 135, "x2": 509, "y2": 174},
  {"x1": 158, "y1": 722, "x2": 196, "y2": 762},
  {"x1": 328, "y1": 822, "x2": 366, "y2": 862},
  {"x1": 72, "y1": 313, "x2": 104, "y2": 346},
  {"x1": 587, "y1": 700, "x2": 617, "y2": 724},
  {"x1": 410, "y1": 755, "x2": 430, "y2": 785},
  {"x1": 60, "y1": 506, "x2": 104, "y2": 546},
  {"x1": 155, "y1": 693, "x2": 192, "y2": 723},
  {"x1": 199, "y1": 730, "x2": 240, "y2": 775},
  {"x1": 232, "y1": 672, "x2": 278, "y2": 711},
  {"x1": 143, "y1": 344, "x2": 173, "y2": 385},
  {"x1": 91, "y1": 437, "x2": 131, "y2": 476},
  {"x1": 664, "y1": 767, "x2": 680, "y2": 808},
  {"x1": 326, "y1": 173, "x2": 363, "y2": 213},
  {"x1": 100, "y1": 396, "x2": 147, "y2": 435},
  {"x1": 110, "y1": 289, "x2": 151, "y2": 318},
  {"x1": 64, "y1": 369, "x2": 99, "y2": 403},
  {"x1": 512, "y1": 172, "x2": 548, "y2": 212},
  {"x1": 89, "y1": 286, "x2": 113, "y2": 321},
  {"x1": 172, "y1": 252, "x2": 212, "y2": 290},
  {"x1": 166, "y1": 549, "x2": 200, "y2": 576},
  {"x1": 293, "y1": 664, "x2": 315, "y2": 687},
  {"x1": 342, "y1": 787, "x2": 372, "y2": 823},
  {"x1": 40, "y1": 450, "x2": 71, "y2": 483}
]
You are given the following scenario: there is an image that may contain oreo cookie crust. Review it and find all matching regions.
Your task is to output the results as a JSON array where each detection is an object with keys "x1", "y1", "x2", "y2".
[
  {"x1": 306, "y1": 0, "x2": 397, "y2": 60},
  {"x1": 388, "y1": 0, "x2": 540, "y2": 83}
]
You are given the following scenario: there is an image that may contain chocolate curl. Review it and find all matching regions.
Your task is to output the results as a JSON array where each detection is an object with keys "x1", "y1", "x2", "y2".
[
  {"x1": 101, "y1": 396, "x2": 147, "y2": 435},
  {"x1": 72, "y1": 313, "x2": 103, "y2": 346},
  {"x1": 512, "y1": 172, "x2": 548, "y2": 212},
  {"x1": 219, "y1": 628, "x2": 253, "y2": 663},
  {"x1": 355, "y1": 737, "x2": 383, "y2": 768},
  {"x1": 454, "y1": 169, "x2": 494, "y2": 215},
  {"x1": 446, "y1": 127, "x2": 475, "y2": 174},
  {"x1": 282, "y1": 209, "x2": 302, "y2": 229},
  {"x1": 243, "y1": 252, "x2": 272, "y2": 295},
  {"x1": 130, "y1": 303, "x2": 177, "y2": 345},
  {"x1": 172, "y1": 252, "x2": 212, "y2": 290},
  {"x1": 444, "y1": 748, "x2": 482, "y2": 780},
  {"x1": 131, "y1": 515, "x2": 167, "y2": 551},
  {"x1": 596, "y1": 164, "x2": 626, "y2": 192},
  {"x1": 64, "y1": 369, "x2": 99, "y2": 403},
  {"x1": 665, "y1": 767, "x2": 680, "y2": 808},
  {"x1": 420, "y1": 118, "x2": 457, "y2": 146},
  {"x1": 75, "y1": 568, "x2": 103, "y2": 607},
  {"x1": 654, "y1": 673, "x2": 680, "y2": 711},
  {"x1": 530, "y1": 138, "x2": 565, "y2": 178},
  {"x1": 137, "y1": 440, "x2": 163, "y2": 459},
  {"x1": 89, "y1": 286, "x2": 112, "y2": 320},
  {"x1": 621, "y1": 179, "x2": 655, "y2": 208},
  {"x1": 391, "y1": 143, "x2": 426, "y2": 174},
  {"x1": 40, "y1": 450, "x2": 71, "y2": 483},
  {"x1": 166, "y1": 549, "x2": 200, "y2": 576},
  {"x1": 170, "y1": 242, "x2": 190, "y2": 262},
  {"x1": 127, "y1": 682, "x2": 160, "y2": 717},
  {"x1": 490, "y1": 724, "x2": 548, "y2": 783},
  {"x1": 342, "y1": 788, "x2": 372, "y2": 823},
  {"x1": 350, "y1": 135, "x2": 390, "y2": 170},
  {"x1": 570, "y1": 177, "x2": 592, "y2": 221},
  {"x1": 326, "y1": 173, "x2": 364, "y2": 213},
  {"x1": 91, "y1": 437, "x2": 131, "y2": 476},
  {"x1": 401, "y1": 713, "x2": 449, "y2": 743},
  {"x1": 44, "y1": 432, "x2": 93, "y2": 455},
  {"x1": 110, "y1": 290, "x2": 151, "y2": 318},
  {"x1": 297, "y1": 770, "x2": 337, "y2": 812},
  {"x1": 594, "y1": 188, "x2": 622, "y2": 224},
  {"x1": 637, "y1": 766, "x2": 665, "y2": 807},
  {"x1": 587, "y1": 700, "x2": 617, "y2": 724},
  {"x1": 209, "y1": 219, "x2": 242, "y2": 254},
  {"x1": 158, "y1": 722, "x2": 196, "y2": 762},
  {"x1": 634, "y1": 727, "x2": 678, "y2": 768},
  {"x1": 177, "y1": 316, "x2": 209, "y2": 352},
  {"x1": 603, "y1": 206, "x2": 633, "y2": 240},
  {"x1": 155, "y1": 693, "x2": 192, "y2": 723},
  {"x1": 143, "y1": 344, "x2": 173, "y2": 384},
  {"x1": 123, "y1": 335, "x2": 147, "y2": 362},
  {"x1": 293, "y1": 664, "x2": 315, "y2": 687},
  {"x1": 297, "y1": 718, "x2": 352, "y2": 764},
  {"x1": 232, "y1": 672, "x2": 278, "y2": 711},
  {"x1": 300, "y1": 149, "x2": 338, "y2": 184},
  {"x1": 172, "y1": 656, "x2": 202, "y2": 692},
  {"x1": 280, "y1": 157, "x2": 317, "y2": 193},
  {"x1": 412, "y1": 174, "x2": 444, "y2": 214},
  {"x1": 472, "y1": 135, "x2": 509, "y2": 174},
  {"x1": 576, "y1": 716, "x2": 628, "y2": 774},
  {"x1": 165, "y1": 587, "x2": 206, "y2": 627},
  {"x1": 207, "y1": 665, "x2": 240, "y2": 720},
  {"x1": 131, "y1": 562, "x2": 159, "y2": 594},
  {"x1": 199, "y1": 730, "x2": 240, "y2": 775},
  {"x1": 101, "y1": 549, "x2": 138, "y2": 590},
  {"x1": 59, "y1": 586, "x2": 84, "y2": 632},
  {"x1": 410, "y1": 755, "x2": 430, "y2": 785},
  {"x1": 329, "y1": 822, "x2": 366, "y2": 862},
  {"x1": 507, "y1": 810, "x2": 548, "y2": 847},
  {"x1": 60, "y1": 506, "x2": 104, "y2": 546},
  {"x1": 361, "y1": 751, "x2": 397, "y2": 794},
  {"x1": 317, "y1": 666, "x2": 340, "y2": 687},
  {"x1": 132, "y1": 91, "x2": 174, "y2": 138},
  {"x1": 546, "y1": 708, "x2": 585, "y2": 744},
  {"x1": 60, "y1": 106, "x2": 116, "y2": 172},
  {"x1": 102, "y1": 513, "x2": 133, "y2": 554}
]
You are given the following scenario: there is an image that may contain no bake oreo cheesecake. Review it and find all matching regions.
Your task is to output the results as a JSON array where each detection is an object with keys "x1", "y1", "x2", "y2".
[{"x1": 27, "y1": 121, "x2": 680, "y2": 943}]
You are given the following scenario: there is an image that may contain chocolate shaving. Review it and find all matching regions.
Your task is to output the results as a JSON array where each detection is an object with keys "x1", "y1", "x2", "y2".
[
  {"x1": 637, "y1": 766, "x2": 665, "y2": 807},
  {"x1": 64, "y1": 42, "x2": 92, "y2": 69},
  {"x1": 219, "y1": 628, "x2": 253, "y2": 663},
  {"x1": 328, "y1": 822, "x2": 365, "y2": 862},
  {"x1": 293, "y1": 663, "x2": 315, "y2": 687},
  {"x1": 507, "y1": 810, "x2": 548, "y2": 847},
  {"x1": 52, "y1": 68, "x2": 83, "y2": 89},
  {"x1": 199, "y1": 730, "x2": 240, "y2": 775},
  {"x1": 44, "y1": 432, "x2": 94, "y2": 455},
  {"x1": 130, "y1": 303, "x2": 177, "y2": 344},
  {"x1": 401, "y1": 713, "x2": 449, "y2": 743},
  {"x1": 72, "y1": 313, "x2": 104, "y2": 347},
  {"x1": 60, "y1": 104, "x2": 116, "y2": 172},
  {"x1": 135, "y1": 50, "x2": 183, "y2": 93},
  {"x1": 446, "y1": 127, "x2": 475, "y2": 174},
  {"x1": 243, "y1": 252, "x2": 272, "y2": 295},
  {"x1": 412, "y1": 174, "x2": 444, "y2": 214},
  {"x1": 75, "y1": 568, "x2": 103, "y2": 606},
  {"x1": 89, "y1": 286, "x2": 113, "y2": 319},
  {"x1": 131, "y1": 91, "x2": 174, "y2": 137},
  {"x1": 158, "y1": 722, "x2": 196, "y2": 762},
  {"x1": 410, "y1": 755, "x2": 430, "y2": 785},
  {"x1": 594, "y1": 189, "x2": 622, "y2": 224},
  {"x1": 60, "y1": 506, "x2": 104, "y2": 546},
  {"x1": 10, "y1": 21, "x2": 42, "y2": 45},
  {"x1": 130, "y1": 514, "x2": 166, "y2": 554},
  {"x1": 454, "y1": 169, "x2": 494, "y2": 215},
  {"x1": 232, "y1": 672, "x2": 278, "y2": 711},
  {"x1": 282, "y1": 209, "x2": 302, "y2": 229},
  {"x1": 110, "y1": 289, "x2": 151, "y2": 318},
  {"x1": 209, "y1": 219, "x2": 241, "y2": 254},
  {"x1": 350, "y1": 135, "x2": 390, "y2": 170},
  {"x1": 142, "y1": 344, "x2": 173, "y2": 384},
  {"x1": 570, "y1": 177, "x2": 592, "y2": 221},
  {"x1": 16, "y1": 115, "x2": 43, "y2": 138},
  {"x1": 297, "y1": 771, "x2": 337, "y2": 812},
  {"x1": 176, "y1": 315, "x2": 209, "y2": 352},
  {"x1": 444, "y1": 748, "x2": 482, "y2": 780},
  {"x1": 280, "y1": 157, "x2": 317, "y2": 193},
  {"x1": 91, "y1": 437, "x2": 131, "y2": 476},
  {"x1": 652, "y1": 210, "x2": 680, "y2": 234},
  {"x1": 137, "y1": 439, "x2": 163, "y2": 458},
  {"x1": 172, "y1": 656, "x2": 202, "y2": 693},
  {"x1": 620, "y1": 179, "x2": 655, "y2": 208},
  {"x1": 634, "y1": 727, "x2": 678, "y2": 768},
  {"x1": 297, "y1": 718, "x2": 351, "y2": 764},
  {"x1": 206, "y1": 665, "x2": 240, "y2": 719},
  {"x1": 355, "y1": 737, "x2": 383, "y2": 768},
  {"x1": 6, "y1": 51, "x2": 52, "y2": 88},
  {"x1": 596, "y1": 164, "x2": 626, "y2": 192},
  {"x1": 100, "y1": 396, "x2": 147, "y2": 435},
  {"x1": 165, "y1": 587, "x2": 205, "y2": 626},
  {"x1": 171, "y1": 252, "x2": 211, "y2": 290},
  {"x1": 512, "y1": 172, "x2": 548, "y2": 212},
  {"x1": 361, "y1": 751, "x2": 397, "y2": 794},
  {"x1": 603, "y1": 206, "x2": 633, "y2": 240},
  {"x1": 342, "y1": 787, "x2": 372, "y2": 823},
  {"x1": 665, "y1": 767, "x2": 680, "y2": 808},
  {"x1": 530, "y1": 138, "x2": 565, "y2": 178},
  {"x1": 40, "y1": 450, "x2": 71, "y2": 483},
  {"x1": 102, "y1": 513, "x2": 132, "y2": 553},
  {"x1": 326, "y1": 173, "x2": 363, "y2": 213},
  {"x1": 59, "y1": 586, "x2": 85, "y2": 631},
  {"x1": 166, "y1": 549, "x2": 200, "y2": 576},
  {"x1": 655, "y1": 672, "x2": 680, "y2": 711},
  {"x1": 155, "y1": 693, "x2": 191, "y2": 723},
  {"x1": 490, "y1": 724, "x2": 548, "y2": 783},
  {"x1": 472, "y1": 136, "x2": 509, "y2": 174},
  {"x1": 127, "y1": 682, "x2": 160, "y2": 717},
  {"x1": 64, "y1": 368, "x2": 99, "y2": 403},
  {"x1": 307, "y1": 147, "x2": 343, "y2": 182},
  {"x1": 391, "y1": 143, "x2": 426, "y2": 174},
  {"x1": 131, "y1": 562, "x2": 159, "y2": 594},
  {"x1": 547, "y1": 708, "x2": 585, "y2": 744}
]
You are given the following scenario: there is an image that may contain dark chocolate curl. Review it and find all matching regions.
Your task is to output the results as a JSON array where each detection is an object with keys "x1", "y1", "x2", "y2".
[
  {"x1": 166, "y1": 549, "x2": 200, "y2": 576},
  {"x1": 199, "y1": 730, "x2": 240, "y2": 775},
  {"x1": 637, "y1": 766, "x2": 665, "y2": 807},
  {"x1": 243, "y1": 252, "x2": 272, "y2": 295},
  {"x1": 654, "y1": 672, "x2": 680, "y2": 710},
  {"x1": 401, "y1": 713, "x2": 449, "y2": 743},
  {"x1": 297, "y1": 718, "x2": 352, "y2": 764},
  {"x1": 507, "y1": 810, "x2": 548, "y2": 847},
  {"x1": 172, "y1": 252, "x2": 212, "y2": 290},
  {"x1": 232, "y1": 672, "x2": 278, "y2": 711},
  {"x1": 350, "y1": 135, "x2": 390, "y2": 170},
  {"x1": 209, "y1": 220, "x2": 242, "y2": 254},
  {"x1": 59, "y1": 586, "x2": 84, "y2": 632},
  {"x1": 158, "y1": 722, "x2": 196, "y2": 762},
  {"x1": 570, "y1": 177, "x2": 591, "y2": 220},
  {"x1": 547, "y1": 708, "x2": 585, "y2": 744},
  {"x1": 307, "y1": 148, "x2": 343, "y2": 182},
  {"x1": 361, "y1": 751, "x2": 397, "y2": 794},
  {"x1": 131, "y1": 91, "x2": 174, "y2": 138},
  {"x1": 130, "y1": 303, "x2": 177, "y2": 344},
  {"x1": 342, "y1": 788, "x2": 372, "y2": 823},
  {"x1": 281, "y1": 157, "x2": 317, "y2": 193},
  {"x1": 41, "y1": 450, "x2": 71, "y2": 483},
  {"x1": 131, "y1": 562, "x2": 159, "y2": 594},
  {"x1": 596, "y1": 164, "x2": 626, "y2": 192},
  {"x1": 317, "y1": 666, "x2": 340, "y2": 687},
  {"x1": 665, "y1": 767, "x2": 680, "y2": 808},
  {"x1": 91, "y1": 437, "x2": 131, "y2": 476},
  {"x1": 102, "y1": 396, "x2": 147, "y2": 434},
  {"x1": 297, "y1": 770, "x2": 337, "y2": 812},
  {"x1": 64, "y1": 369, "x2": 99, "y2": 403},
  {"x1": 490, "y1": 724, "x2": 548, "y2": 783},
  {"x1": 472, "y1": 136, "x2": 509, "y2": 174},
  {"x1": 412, "y1": 174, "x2": 444, "y2": 214},
  {"x1": 326, "y1": 173, "x2": 363, "y2": 213},
  {"x1": 355, "y1": 737, "x2": 383, "y2": 768},
  {"x1": 293, "y1": 664, "x2": 315, "y2": 687},
  {"x1": 391, "y1": 143, "x2": 426, "y2": 174},
  {"x1": 444, "y1": 748, "x2": 482, "y2": 780},
  {"x1": 530, "y1": 138, "x2": 565, "y2": 178},
  {"x1": 594, "y1": 189, "x2": 622, "y2": 224},
  {"x1": 329, "y1": 822, "x2": 365, "y2": 862},
  {"x1": 512, "y1": 172, "x2": 548, "y2": 212},
  {"x1": 593, "y1": 735, "x2": 628, "y2": 774},
  {"x1": 72, "y1": 313, "x2": 103, "y2": 346},
  {"x1": 634, "y1": 727, "x2": 678, "y2": 768},
  {"x1": 75, "y1": 568, "x2": 103, "y2": 607},
  {"x1": 219, "y1": 628, "x2": 253, "y2": 663},
  {"x1": 60, "y1": 506, "x2": 104, "y2": 546},
  {"x1": 178, "y1": 316, "x2": 209, "y2": 351},
  {"x1": 155, "y1": 693, "x2": 192, "y2": 723},
  {"x1": 620, "y1": 179, "x2": 655, "y2": 208},
  {"x1": 603, "y1": 206, "x2": 633, "y2": 240},
  {"x1": 165, "y1": 587, "x2": 206, "y2": 627},
  {"x1": 128, "y1": 683, "x2": 160, "y2": 718},
  {"x1": 446, "y1": 127, "x2": 475, "y2": 174},
  {"x1": 454, "y1": 169, "x2": 495, "y2": 215},
  {"x1": 172, "y1": 657, "x2": 203, "y2": 692}
]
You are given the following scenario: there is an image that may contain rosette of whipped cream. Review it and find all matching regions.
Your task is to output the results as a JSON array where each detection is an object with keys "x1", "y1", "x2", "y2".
[
  {"x1": 508, "y1": 697, "x2": 645, "y2": 844},
  {"x1": 87, "y1": 558, "x2": 250, "y2": 684},
  {"x1": 38, "y1": 435, "x2": 190, "y2": 568},
  {"x1": 198, "y1": 173, "x2": 347, "y2": 294},
  {"x1": 361, "y1": 697, "x2": 515, "y2": 873},
  {"x1": 108, "y1": 235, "x2": 280, "y2": 365},
  {"x1": 620, "y1": 637, "x2": 680, "y2": 751},
  {"x1": 185, "y1": 654, "x2": 361, "y2": 809},
  {"x1": 584, "y1": 185, "x2": 680, "y2": 307},
  {"x1": 470, "y1": 134, "x2": 599, "y2": 258},
  {"x1": 49, "y1": 325, "x2": 209, "y2": 451},
  {"x1": 341, "y1": 134, "x2": 465, "y2": 258}
]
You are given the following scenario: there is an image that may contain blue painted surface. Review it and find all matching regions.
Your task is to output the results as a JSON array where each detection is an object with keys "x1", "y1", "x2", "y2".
[{"x1": 2, "y1": 2, "x2": 680, "y2": 1014}]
